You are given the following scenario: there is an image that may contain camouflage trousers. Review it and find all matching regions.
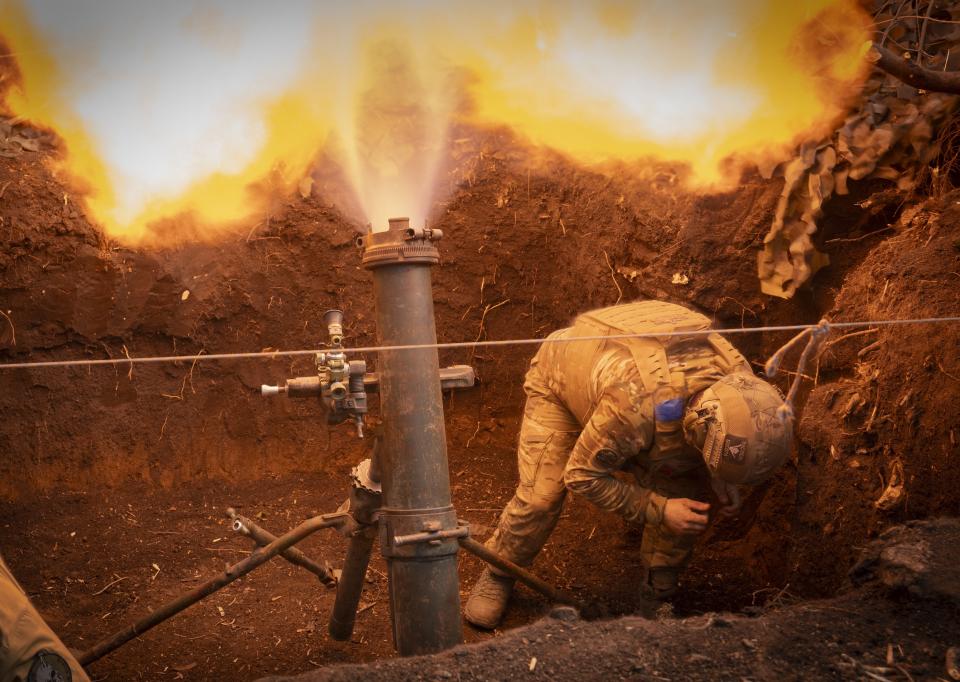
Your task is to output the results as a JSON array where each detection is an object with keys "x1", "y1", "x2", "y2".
[
  {"x1": 632, "y1": 465, "x2": 709, "y2": 598},
  {"x1": 0, "y1": 554, "x2": 90, "y2": 681},
  {"x1": 487, "y1": 351, "x2": 709, "y2": 598}
]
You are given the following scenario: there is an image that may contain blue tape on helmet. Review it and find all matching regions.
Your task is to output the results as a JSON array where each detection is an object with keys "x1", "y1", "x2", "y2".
[{"x1": 654, "y1": 397, "x2": 685, "y2": 422}]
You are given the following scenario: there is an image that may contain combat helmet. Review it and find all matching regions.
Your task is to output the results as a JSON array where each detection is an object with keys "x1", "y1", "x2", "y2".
[{"x1": 683, "y1": 372, "x2": 793, "y2": 485}]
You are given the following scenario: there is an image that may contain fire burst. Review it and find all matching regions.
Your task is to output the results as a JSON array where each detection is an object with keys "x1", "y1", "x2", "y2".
[{"x1": 0, "y1": 0, "x2": 869, "y2": 243}]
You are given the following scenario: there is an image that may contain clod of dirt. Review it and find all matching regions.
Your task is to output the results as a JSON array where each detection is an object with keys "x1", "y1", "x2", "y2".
[{"x1": 850, "y1": 517, "x2": 960, "y2": 602}]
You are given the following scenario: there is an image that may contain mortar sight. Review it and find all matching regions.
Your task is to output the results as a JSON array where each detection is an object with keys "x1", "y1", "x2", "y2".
[
  {"x1": 329, "y1": 381, "x2": 348, "y2": 401},
  {"x1": 324, "y1": 309, "x2": 344, "y2": 347}
]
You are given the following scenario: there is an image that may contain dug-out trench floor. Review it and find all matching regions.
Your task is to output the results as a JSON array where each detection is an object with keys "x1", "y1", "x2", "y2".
[
  {"x1": 267, "y1": 515, "x2": 960, "y2": 682},
  {"x1": 1, "y1": 423, "x2": 800, "y2": 682}
]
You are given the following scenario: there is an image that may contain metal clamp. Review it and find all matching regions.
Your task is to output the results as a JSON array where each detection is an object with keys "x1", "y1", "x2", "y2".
[
  {"x1": 403, "y1": 225, "x2": 443, "y2": 242},
  {"x1": 394, "y1": 522, "x2": 470, "y2": 547},
  {"x1": 379, "y1": 507, "x2": 460, "y2": 558}
]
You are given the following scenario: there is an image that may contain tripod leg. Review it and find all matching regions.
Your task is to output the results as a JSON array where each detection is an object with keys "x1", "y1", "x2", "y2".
[{"x1": 329, "y1": 526, "x2": 377, "y2": 641}]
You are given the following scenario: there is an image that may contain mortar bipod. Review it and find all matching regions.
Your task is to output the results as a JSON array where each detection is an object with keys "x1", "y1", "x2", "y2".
[
  {"x1": 325, "y1": 442, "x2": 585, "y2": 645},
  {"x1": 77, "y1": 474, "x2": 585, "y2": 668},
  {"x1": 329, "y1": 448, "x2": 383, "y2": 641}
]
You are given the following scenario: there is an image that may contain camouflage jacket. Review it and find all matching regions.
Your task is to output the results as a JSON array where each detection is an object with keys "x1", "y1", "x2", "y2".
[{"x1": 539, "y1": 302, "x2": 750, "y2": 524}]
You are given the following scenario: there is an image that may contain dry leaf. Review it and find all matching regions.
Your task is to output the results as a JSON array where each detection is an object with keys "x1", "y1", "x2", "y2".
[{"x1": 875, "y1": 459, "x2": 905, "y2": 511}]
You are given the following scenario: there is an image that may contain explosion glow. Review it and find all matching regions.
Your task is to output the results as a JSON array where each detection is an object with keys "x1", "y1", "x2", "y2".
[{"x1": 0, "y1": 0, "x2": 870, "y2": 243}]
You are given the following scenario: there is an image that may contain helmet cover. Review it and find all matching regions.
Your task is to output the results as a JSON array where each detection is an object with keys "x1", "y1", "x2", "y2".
[{"x1": 686, "y1": 372, "x2": 793, "y2": 485}]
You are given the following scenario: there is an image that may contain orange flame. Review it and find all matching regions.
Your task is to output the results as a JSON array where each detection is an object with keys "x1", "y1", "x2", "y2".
[
  {"x1": 0, "y1": 1, "x2": 870, "y2": 244},
  {"x1": 456, "y1": 1, "x2": 870, "y2": 183}
]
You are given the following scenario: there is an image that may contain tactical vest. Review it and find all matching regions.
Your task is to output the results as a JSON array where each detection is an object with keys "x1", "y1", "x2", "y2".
[
  {"x1": 577, "y1": 301, "x2": 751, "y2": 473},
  {"x1": 577, "y1": 301, "x2": 749, "y2": 394}
]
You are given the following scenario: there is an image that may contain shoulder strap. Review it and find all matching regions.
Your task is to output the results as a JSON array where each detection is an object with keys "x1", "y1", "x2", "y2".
[
  {"x1": 578, "y1": 302, "x2": 712, "y2": 395},
  {"x1": 705, "y1": 332, "x2": 752, "y2": 373},
  {"x1": 575, "y1": 316, "x2": 669, "y2": 396}
]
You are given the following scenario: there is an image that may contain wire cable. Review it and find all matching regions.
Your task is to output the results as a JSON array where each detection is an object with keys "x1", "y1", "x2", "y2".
[{"x1": 0, "y1": 315, "x2": 958, "y2": 371}]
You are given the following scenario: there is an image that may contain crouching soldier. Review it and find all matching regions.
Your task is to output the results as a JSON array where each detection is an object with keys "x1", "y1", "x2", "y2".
[
  {"x1": 464, "y1": 301, "x2": 792, "y2": 629},
  {"x1": 1, "y1": 554, "x2": 89, "y2": 681}
]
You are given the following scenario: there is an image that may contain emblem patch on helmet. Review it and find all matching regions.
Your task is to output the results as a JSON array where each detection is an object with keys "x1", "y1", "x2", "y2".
[{"x1": 722, "y1": 436, "x2": 747, "y2": 464}]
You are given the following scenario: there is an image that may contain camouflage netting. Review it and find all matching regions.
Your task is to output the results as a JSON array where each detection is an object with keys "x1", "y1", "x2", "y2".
[{"x1": 758, "y1": 1, "x2": 960, "y2": 299}]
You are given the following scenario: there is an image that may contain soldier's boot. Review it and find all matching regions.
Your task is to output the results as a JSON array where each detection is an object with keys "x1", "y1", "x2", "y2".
[
  {"x1": 464, "y1": 567, "x2": 515, "y2": 629},
  {"x1": 638, "y1": 567, "x2": 680, "y2": 619}
]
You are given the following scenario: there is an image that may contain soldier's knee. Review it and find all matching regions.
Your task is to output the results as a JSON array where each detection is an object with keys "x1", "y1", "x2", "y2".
[
  {"x1": 515, "y1": 489, "x2": 565, "y2": 517},
  {"x1": 562, "y1": 471, "x2": 599, "y2": 499}
]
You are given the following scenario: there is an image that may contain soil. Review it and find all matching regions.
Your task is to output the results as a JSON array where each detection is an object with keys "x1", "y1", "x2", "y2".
[
  {"x1": 1, "y1": 107, "x2": 958, "y2": 681},
  {"x1": 265, "y1": 519, "x2": 960, "y2": 682}
]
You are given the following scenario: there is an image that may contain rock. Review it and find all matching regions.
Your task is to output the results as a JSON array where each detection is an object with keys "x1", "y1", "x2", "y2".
[
  {"x1": 549, "y1": 606, "x2": 579, "y2": 622},
  {"x1": 849, "y1": 518, "x2": 960, "y2": 602},
  {"x1": 947, "y1": 647, "x2": 960, "y2": 680}
]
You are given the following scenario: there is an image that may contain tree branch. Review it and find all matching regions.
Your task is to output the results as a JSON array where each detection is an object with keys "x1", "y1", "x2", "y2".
[{"x1": 869, "y1": 42, "x2": 960, "y2": 95}]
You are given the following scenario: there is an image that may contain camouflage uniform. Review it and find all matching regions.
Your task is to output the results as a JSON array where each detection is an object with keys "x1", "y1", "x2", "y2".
[
  {"x1": 487, "y1": 301, "x2": 752, "y2": 595},
  {"x1": 0, "y1": 554, "x2": 89, "y2": 682}
]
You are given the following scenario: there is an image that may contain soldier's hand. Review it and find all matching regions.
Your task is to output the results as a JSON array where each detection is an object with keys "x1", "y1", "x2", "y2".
[
  {"x1": 710, "y1": 478, "x2": 741, "y2": 519},
  {"x1": 662, "y1": 498, "x2": 710, "y2": 536}
]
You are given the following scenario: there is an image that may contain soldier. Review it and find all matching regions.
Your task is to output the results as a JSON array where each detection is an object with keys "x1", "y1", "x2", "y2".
[
  {"x1": 464, "y1": 301, "x2": 792, "y2": 629},
  {"x1": 0, "y1": 554, "x2": 89, "y2": 681}
]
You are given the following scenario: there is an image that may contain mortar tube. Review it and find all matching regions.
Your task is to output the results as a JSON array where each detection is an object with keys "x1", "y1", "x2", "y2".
[
  {"x1": 361, "y1": 218, "x2": 463, "y2": 655},
  {"x1": 78, "y1": 513, "x2": 345, "y2": 667}
]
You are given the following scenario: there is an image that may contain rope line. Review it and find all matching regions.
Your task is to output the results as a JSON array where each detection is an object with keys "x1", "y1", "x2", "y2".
[{"x1": 0, "y1": 315, "x2": 958, "y2": 371}]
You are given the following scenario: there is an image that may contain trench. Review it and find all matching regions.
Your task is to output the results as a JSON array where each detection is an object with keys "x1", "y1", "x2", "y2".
[{"x1": 2, "y1": 126, "x2": 959, "y2": 680}]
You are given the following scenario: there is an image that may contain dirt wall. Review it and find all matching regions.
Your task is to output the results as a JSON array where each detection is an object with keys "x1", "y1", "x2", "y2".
[{"x1": 0, "y1": 124, "x2": 814, "y2": 502}]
